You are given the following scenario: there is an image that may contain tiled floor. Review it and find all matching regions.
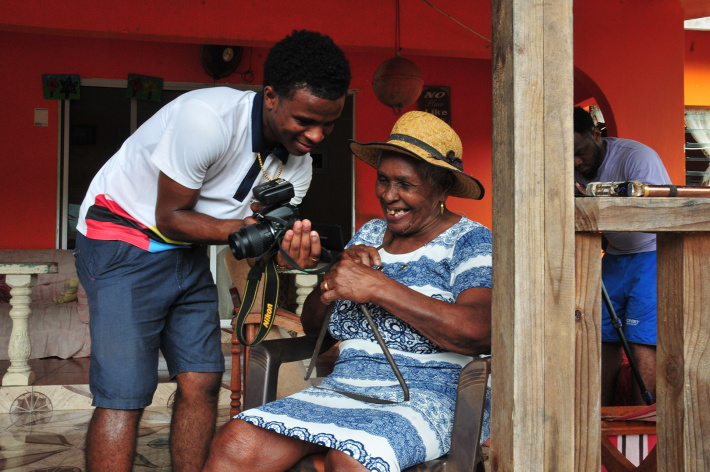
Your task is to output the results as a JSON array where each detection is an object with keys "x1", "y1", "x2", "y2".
[
  {"x1": 0, "y1": 332, "x2": 490, "y2": 472},
  {"x1": 0, "y1": 334, "x2": 236, "y2": 472},
  {"x1": 0, "y1": 327, "x2": 314, "y2": 472}
]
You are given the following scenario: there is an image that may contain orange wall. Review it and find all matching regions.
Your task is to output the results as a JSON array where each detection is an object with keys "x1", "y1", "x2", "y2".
[
  {"x1": 685, "y1": 30, "x2": 710, "y2": 106},
  {"x1": 0, "y1": 31, "x2": 493, "y2": 248},
  {"x1": 573, "y1": 1, "x2": 686, "y2": 185},
  {"x1": 351, "y1": 55, "x2": 492, "y2": 231}
]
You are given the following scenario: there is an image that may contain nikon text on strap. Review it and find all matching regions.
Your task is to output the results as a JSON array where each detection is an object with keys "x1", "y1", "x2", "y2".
[
  {"x1": 234, "y1": 256, "x2": 281, "y2": 346},
  {"x1": 234, "y1": 248, "x2": 335, "y2": 347}
]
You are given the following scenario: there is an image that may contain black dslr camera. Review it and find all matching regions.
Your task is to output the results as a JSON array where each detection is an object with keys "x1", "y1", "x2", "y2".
[{"x1": 228, "y1": 179, "x2": 299, "y2": 260}]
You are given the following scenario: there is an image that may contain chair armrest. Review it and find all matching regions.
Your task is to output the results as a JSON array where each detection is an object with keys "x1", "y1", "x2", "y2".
[
  {"x1": 243, "y1": 334, "x2": 338, "y2": 410},
  {"x1": 448, "y1": 357, "x2": 490, "y2": 472}
]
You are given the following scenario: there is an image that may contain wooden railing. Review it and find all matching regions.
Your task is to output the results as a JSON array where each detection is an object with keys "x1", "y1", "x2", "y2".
[{"x1": 574, "y1": 197, "x2": 710, "y2": 471}]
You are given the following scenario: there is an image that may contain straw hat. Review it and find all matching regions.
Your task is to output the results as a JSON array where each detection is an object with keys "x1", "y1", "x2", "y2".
[{"x1": 348, "y1": 111, "x2": 484, "y2": 199}]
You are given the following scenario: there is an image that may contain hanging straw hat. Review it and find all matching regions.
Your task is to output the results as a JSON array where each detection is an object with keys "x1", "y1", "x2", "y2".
[{"x1": 348, "y1": 111, "x2": 484, "y2": 199}]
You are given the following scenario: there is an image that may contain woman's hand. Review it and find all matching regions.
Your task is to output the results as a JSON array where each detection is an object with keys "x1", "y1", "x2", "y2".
[
  {"x1": 319, "y1": 258, "x2": 387, "y2": 305},
  {"x1": 338, "y1": 244, "x2": 382, "y2": 267}
]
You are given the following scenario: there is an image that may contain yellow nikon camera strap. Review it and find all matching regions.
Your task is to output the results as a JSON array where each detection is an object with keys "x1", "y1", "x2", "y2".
[
  {"x1": 234, "y1": 256, "x2": 281, "y2": 346},
  {"x1": 234, "y1": 249, "x2": 334, "y2": 347}
]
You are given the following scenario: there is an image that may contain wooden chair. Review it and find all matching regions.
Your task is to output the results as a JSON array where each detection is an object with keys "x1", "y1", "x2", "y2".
[
  {"x1": 601, "y1": 405, "x2": 657, "y2": 472},
  {"x1": 243, "y1": 334, "x2": 490, "y2": 472},
  {"x1": 224, "y1": 252, "x2": 306, "y2": 416}
]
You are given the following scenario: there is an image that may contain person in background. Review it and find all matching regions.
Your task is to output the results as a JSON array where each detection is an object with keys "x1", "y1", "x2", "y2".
[
  {"x1": 204, "y1": 111, "x2": 492, "y2": 472},
  {"x1": 74, "y1": 30, "x2": 351, "y2": 472},
  {"x1": 574, "y1": 106, "x2": 671, "y2": 406}
]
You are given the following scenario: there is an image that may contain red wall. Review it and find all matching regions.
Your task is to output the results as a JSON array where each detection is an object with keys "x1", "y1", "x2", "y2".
[
  {"x1": 0, "y1": 0, "x2": 698, "y2": 249},
  {"x1": 573, "y1": 1, "x2": 686, "y2": 184},
  {"x1": 0, "y1": 32, "x2": 494, "y2": 248}
]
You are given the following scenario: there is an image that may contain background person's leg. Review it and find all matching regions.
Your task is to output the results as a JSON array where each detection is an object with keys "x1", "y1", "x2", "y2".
[
  {"x1": 601, "y1": 343, "x2": 623, "y2": 406},
  {"x1": 630, "y1": 343, "x2": 656, "y2": 405},
  {"x1": 86, "y1": 407, "x2": 143, "y2": 472}
]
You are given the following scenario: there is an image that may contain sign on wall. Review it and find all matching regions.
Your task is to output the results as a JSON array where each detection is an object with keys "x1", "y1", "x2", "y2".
[
  {"x1": 127, "y1": 73, "x2": 163, "y2": 102},
  {"x1": 42, "y1": 74, "x2": 81, "y2": 100},
  {"x1": 418, "y1": 86, "x2": 450, "y2": 124}
]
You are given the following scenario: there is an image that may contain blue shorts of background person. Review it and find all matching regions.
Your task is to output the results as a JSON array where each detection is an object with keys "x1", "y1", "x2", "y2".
[{"x1": 601, "y1": 250, "x2": 657, "y2": 346}]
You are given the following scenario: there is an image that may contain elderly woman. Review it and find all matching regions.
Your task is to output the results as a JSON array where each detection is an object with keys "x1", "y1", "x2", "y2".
[{"x1": 204, "y1": 111, "x2": 492, "y2": 472}]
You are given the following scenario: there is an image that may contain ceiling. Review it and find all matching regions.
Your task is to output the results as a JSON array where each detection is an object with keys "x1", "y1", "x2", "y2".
[
  {"x1": 684, "y1": 0, "x2": 710, "y2": 21},
  {"x1": 0, "y1": 0, "x2": 707, "y2": 62}
]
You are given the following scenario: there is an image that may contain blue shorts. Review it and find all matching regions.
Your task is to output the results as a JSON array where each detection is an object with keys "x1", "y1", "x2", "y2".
[
  {"x1": 75, "y1": 233, "x2": 224, "y2": 409},
  {"x1": 601, "y1": 251, "x2": 657, "y2": 345}
]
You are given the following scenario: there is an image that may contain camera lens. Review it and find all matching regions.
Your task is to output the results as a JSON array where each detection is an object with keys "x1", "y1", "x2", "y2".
[{"x1": 228, "y1": 223, "x2": 276, "y2": 260}]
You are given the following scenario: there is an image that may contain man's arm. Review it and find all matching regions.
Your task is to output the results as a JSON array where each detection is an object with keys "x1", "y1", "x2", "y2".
[
  {"x1": 155, "y1": 172, "x2": 245, "y2": 245},
  {"x1": 155, "y1": 172, "x2": 323, "y2": 267}
]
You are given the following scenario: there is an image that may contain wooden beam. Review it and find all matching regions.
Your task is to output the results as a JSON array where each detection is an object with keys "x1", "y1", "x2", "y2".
[
  {"x1": 575, "y1": 198, "x2": 710, "y2": 232},
  {"x1": 490, "y1": 0, "x2": 575, "y2": 469}
]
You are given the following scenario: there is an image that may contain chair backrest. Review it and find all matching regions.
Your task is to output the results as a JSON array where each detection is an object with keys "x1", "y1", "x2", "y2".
[{"x1": 403, "y1": 357, "x2": 490, "y2": 472}]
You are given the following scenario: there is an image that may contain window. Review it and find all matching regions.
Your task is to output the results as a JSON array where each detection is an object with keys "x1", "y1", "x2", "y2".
[
  {"x1": 57, "y1": 80, "x2": 355, "y2": 249},
  {"x1": 684, "y1": 107, "x2": 710, "y2": 187}
]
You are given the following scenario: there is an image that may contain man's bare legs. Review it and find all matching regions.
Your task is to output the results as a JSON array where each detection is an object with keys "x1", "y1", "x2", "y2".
[
  {"x1": 85, "y1": 371, "x2": 222, "y2": 472},
  {"x1": 630, "y1": 343, "x2": 656, "y2": 405},
  {"x1": 85, "y1": 408, "x2": 144, "y2": 472},
  {"x1": 601, "y1": 342, "x2": 656, "y2": 406},
  {"x1": 170, "y1": 371, "x2": 223, "y2": 472}
]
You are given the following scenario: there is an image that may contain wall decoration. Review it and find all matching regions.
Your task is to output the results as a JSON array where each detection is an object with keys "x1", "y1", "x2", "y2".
[
  {"x1": 42, "y1": 74, "x2": 81, "y2": 100},
  {"x1": 200, "y1": 45, "x2": 243, "y2": 80},
  {"x1": 372, "y1": 0, "x2": 423, "y2": 115},
  {"x1": 418, "y1": 86, "x2": 451, "y2": 124},
  {"x1": 127, "y1": 74, "x2": 163, "y2": 102}
]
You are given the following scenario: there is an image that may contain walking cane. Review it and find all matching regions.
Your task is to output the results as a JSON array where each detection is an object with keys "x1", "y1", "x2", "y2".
[{"x1": 601, "y1": 281, "x2": 654, "y2": 405}]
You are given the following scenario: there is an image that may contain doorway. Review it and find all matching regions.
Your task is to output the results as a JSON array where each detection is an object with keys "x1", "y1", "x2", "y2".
[{"x1": 59, "y1": 81, "x2": 355, "y2": 249}]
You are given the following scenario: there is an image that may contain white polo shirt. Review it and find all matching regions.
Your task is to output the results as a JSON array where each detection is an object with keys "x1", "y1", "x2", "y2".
[{"x1": 76, "y1": 88, "x2": 312, "y2": 251}]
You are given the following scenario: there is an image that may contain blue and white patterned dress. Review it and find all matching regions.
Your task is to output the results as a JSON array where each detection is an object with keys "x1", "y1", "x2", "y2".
[{"x1": 237, "y1": 217, "x2": 492, "y2": 472}]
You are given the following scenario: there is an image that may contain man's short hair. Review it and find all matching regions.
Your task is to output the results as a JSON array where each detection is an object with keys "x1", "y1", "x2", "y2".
[
  {"x1": 574, "y1": 106, "x2": 596, "y2": 135},
  {"x1": 264, "y1": 30, "x2": 351, "y2": 101}
]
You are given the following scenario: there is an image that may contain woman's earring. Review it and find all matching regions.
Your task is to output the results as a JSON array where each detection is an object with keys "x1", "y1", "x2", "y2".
[{"x1": 440, "y1": 202, "x2": 445, "y2": 215}]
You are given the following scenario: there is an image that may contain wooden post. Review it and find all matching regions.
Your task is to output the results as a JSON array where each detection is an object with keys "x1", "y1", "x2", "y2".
[
  {"x1": 490, "y1": 0, "x2": 575, "y2": 470},
  {"x1": 657, "y1": 233, "x2": 710, "y2": 471},
  {"x1": 574, "y1": 233, "x2": 602, "y2": 471}
]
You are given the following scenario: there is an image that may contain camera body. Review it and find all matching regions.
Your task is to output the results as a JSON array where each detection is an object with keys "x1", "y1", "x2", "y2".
[{"x1": 229, "y1": 179, "x2": 299, "y2": 260}]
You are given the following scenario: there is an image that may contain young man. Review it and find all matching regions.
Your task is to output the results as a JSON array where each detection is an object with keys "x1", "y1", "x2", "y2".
[
  {"x1": 573, "y1": 106, "x2": 670, "y2": 406},
  {"x1": 74, "y1": 30, "x2": 351, "y2": 472}
]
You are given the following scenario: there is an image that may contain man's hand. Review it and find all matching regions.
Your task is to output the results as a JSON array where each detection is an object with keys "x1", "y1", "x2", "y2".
[
  {"x1": 275, "y1": 219, "x2": 322, "y2": 269},
  {"x1": 575, "y1": 182, "x2": 587, "y2": 196}
]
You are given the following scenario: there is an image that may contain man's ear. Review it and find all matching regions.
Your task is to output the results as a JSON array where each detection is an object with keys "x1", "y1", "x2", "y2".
[
  {"x1": 592, "y1": 126, "x2": 603, "y2": 143},
  {"x1": 263, "y1": 85, "x2": 278, "y2": 111}
]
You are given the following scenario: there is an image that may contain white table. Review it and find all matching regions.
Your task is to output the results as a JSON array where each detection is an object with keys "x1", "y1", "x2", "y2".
[{"x1": 0, "y1": 261, "x2": 58, "y2": 386}]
